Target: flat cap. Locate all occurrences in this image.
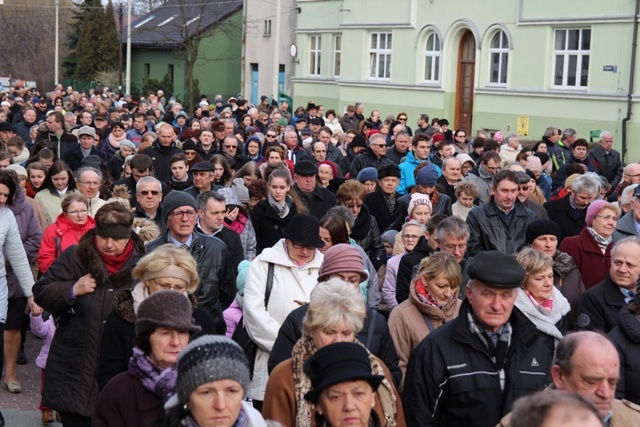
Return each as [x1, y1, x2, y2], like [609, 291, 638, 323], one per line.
[190, 161, 216, 173]
[294, 160, 318, 176]
[467, 251, 525, 288]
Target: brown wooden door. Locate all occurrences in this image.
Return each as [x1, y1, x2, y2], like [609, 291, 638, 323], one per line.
[455, 31, 476, 132]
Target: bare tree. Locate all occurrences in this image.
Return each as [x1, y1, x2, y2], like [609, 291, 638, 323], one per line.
[0, 0, 74, 89]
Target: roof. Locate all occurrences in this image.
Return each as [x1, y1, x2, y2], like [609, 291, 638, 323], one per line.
[126, 0, 242, 47]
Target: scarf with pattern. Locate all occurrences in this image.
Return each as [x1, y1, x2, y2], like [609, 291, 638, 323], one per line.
[128, 347, 177, 402]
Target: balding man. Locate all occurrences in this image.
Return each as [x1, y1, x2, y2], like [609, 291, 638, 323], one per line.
[588, 131, 623, 191]
[498, 331, 640, 426]
[622, 163, 640, 185]
[141, 123, 182, 181]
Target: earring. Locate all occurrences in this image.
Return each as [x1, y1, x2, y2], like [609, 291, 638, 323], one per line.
[183, 403, 189, 412]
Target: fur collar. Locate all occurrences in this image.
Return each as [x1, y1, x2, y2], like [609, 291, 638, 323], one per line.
[77, 229, 146, 291]
[553, 250, 576, 278]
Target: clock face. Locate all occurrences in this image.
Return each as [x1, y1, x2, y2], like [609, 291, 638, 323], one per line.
[290, 43, 297, 58]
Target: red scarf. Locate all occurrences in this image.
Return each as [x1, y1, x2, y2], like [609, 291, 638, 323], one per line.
[225, 212, 247, 234]
[97, 238, 134, 275]
[414, 278, 443, 309]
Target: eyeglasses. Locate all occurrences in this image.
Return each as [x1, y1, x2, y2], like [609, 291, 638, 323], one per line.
[266, 134, 277, 138]
[66, 209, 88, 216]
[290, 241, 314, 250]
[78, 181, 100, 187]
[398, 117, 407, 121]
[224, 145, 237, 149]
[344, 203, 363, 209]
[595, 214, 618, 222]
[402, 234, 420, 240]
[456, 134, 467, 139]
[371, 143, 386, 148]
[171, 210, 197, 219]
[151, 279, 187, 292]
[440, 243, 467, 252]
[139, 190, 160, 196]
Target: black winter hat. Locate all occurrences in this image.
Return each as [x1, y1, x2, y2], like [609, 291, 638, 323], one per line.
[526, 220, 561, 245]
[282, 213, 325, 248]
[303, 342, 384, 404]
[377, 164, 401, 179]
[162, 190, 197, 223]
[467, 251, 525, 288]
[350, 134, 367, 149]
[294, 160, 318, 176]
[181, 140, 197, 151]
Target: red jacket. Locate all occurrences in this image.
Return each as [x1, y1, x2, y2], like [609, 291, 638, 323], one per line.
[559, 227, 613, 290]
[38, 212, 95, 274]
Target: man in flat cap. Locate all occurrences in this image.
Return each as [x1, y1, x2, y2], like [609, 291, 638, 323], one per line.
[185, 161, 220, 199]
[292, 160, 337, 219]
[404, 251, 553, 427]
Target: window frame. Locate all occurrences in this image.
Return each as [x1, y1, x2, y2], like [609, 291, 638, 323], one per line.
[368, 32, 392, 81]
[488, 30, 509, 86]
[333, 34, 342, 78]
[551, 28, 591, 90]
[423, 32, 441, 84]
[309, 34, 322, 77]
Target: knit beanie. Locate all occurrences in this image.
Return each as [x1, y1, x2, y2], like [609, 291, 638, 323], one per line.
[181, 139, 198, 152]
[415, 163, 438, 186]
[381, 230, 398, 248]
[357, 167, 378, 183]
[277, 117, 288, 126]
[408, 193, 432, 217]
[534, 152, 550, 166]
[350, 134, 367, 149]
[585, 200, 612, 227]
[171, 335, 250, 407]
[162, 190, 197, 223]
[525, 155, 542, 172]
[494, 131, 503, 142]
[136, 290, 202, 337]
[236, 260, 251, 296]
[526, 220, 561, 244]
[120, 140, 137, 152]
[318, 243, 368, 283]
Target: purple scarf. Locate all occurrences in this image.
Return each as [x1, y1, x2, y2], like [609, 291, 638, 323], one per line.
[128, 347, 178, 402]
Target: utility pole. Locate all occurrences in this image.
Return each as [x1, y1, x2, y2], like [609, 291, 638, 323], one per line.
[54, 0, 59, 85]
[118, 2, 123, 90]
[125, 0, 132, 95]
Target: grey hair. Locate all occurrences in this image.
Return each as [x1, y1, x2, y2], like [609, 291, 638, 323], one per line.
[369, 133, 386, 146]
[436, 216, 470, 242]
[442, 156, 462, 170]
[622, 184, 639, 204]
[571, 174, 601, 195]
[402, 219, 426, 235]
[610, 236, 640, 259]
[327, 205, 355, 229]
[196, 190, 226, 211]
[302, 278, 366, 336]
[396, 131, 410, 140]
[599, 131, 613, 142]
[543, 126, 558, 139]
[506, 133, 519, 145]
[562, 128, 576, 140]
[136, 176, 161, 193]
[76, 166, 102, 183]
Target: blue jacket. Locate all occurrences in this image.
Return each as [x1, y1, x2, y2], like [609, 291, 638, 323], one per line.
[397, 151, 441, 195]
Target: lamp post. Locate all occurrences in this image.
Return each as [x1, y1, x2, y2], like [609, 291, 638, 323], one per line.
[54, 0, 59, 85]
[125, 0, 132, 95]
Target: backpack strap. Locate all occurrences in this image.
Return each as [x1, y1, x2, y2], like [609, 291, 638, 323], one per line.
[421, 312, 435, 333]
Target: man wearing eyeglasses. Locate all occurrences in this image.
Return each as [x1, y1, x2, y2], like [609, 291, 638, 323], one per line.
[221, 135, 246, 169]
[134, 176, 165, 232]
[349, 133, 394, 178]
[146, 191, 231, 333]
[76, 166, 107, 217]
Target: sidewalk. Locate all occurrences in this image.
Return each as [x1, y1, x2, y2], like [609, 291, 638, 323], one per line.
[0, 331, 53, 426]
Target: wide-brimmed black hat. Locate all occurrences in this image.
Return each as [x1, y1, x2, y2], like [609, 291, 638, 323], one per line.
[282, 213, 324, 248]
[303, 342, 384, 404]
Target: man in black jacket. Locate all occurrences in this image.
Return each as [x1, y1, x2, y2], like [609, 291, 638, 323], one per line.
[575, 238, 640, 333]
[292, 160, 337, 219]
[587, 131, 623, 192]
[404, 251, 553, 427]
[141, 123, 183, 182]
[146, 191, 230, 333]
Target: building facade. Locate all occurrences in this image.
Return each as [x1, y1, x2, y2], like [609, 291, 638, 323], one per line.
[292, 0, 640, 161]
[243, 0, 298, 105]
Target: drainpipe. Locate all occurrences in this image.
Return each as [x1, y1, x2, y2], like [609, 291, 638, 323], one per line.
[622, 0, 640, 163]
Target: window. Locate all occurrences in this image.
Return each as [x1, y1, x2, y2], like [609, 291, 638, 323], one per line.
[184, 17, 198, 27]
[553, 28, 590, 89]
[423, 32, 440, 83]
[157, 15, 177, 27]
[134, 16, 154, 29]
[309, 35, 321, 76]
[489, 30, 509, 85]
[263, 20, 272, 37]
[369, 32, 392, 80]
[334, 35, 342, 78]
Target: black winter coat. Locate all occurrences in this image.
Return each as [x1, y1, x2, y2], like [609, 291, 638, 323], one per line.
[141, 140, 183, 182]
[250, 198, 299, 253]
[403, 300, 553, 427]
[349, 149, 395, 178]
[364, 190, 400, 234]
[466, 199, 536, 256]
[609, 304, 640, 405]
[146, 231, 231, 332]
[33, 230, 145, 417]
[62, 145, 107, 172]
[543, 195, 586, 243]
[267, 304, 402, 388]
[293, 184, 337, 220]
[575, 276, 626, 333]
[587, 145, 623, 190]
[97, 290, 219, 390]
[350, 204, 385, 270]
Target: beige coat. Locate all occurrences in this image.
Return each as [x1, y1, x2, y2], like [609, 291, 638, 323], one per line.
[388, 280, 461, 390]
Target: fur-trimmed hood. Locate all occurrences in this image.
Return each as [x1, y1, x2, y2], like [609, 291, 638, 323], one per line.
[77, 228, 146, 290]
[553, 250, 576, 278]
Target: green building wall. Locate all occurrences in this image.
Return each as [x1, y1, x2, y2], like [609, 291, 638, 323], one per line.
[292, 0, 640, 161]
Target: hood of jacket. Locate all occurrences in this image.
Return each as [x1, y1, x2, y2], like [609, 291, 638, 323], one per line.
[553, 250, 577, 278]
[8, 187, 26, 215]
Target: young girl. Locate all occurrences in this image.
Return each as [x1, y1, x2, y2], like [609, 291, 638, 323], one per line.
[29, 302, 58, 424]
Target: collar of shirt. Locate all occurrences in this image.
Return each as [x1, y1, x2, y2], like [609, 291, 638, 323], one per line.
[169, 233, 193, 248]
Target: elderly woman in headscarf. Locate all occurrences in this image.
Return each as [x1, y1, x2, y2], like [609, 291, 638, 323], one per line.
[263, 278, 405, 427]
[93, 291, 202, 427]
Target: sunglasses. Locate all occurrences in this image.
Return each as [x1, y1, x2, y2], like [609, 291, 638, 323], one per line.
[139, 190, 160, 196]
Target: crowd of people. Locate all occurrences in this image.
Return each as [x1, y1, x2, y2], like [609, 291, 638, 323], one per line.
[0, 83, 638, 426]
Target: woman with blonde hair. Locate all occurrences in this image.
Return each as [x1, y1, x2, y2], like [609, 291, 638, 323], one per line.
[97, 243, 218, 389]
[388, 252, 462, 388]
[263, 278, 404, 427]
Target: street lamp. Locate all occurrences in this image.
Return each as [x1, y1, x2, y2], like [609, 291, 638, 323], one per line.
[125, 0, 132, 95]
[55, 0, 59, 85]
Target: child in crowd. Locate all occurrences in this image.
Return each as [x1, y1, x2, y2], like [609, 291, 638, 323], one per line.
[166, 153, 193, 191]
[29, 302, 58, 424]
